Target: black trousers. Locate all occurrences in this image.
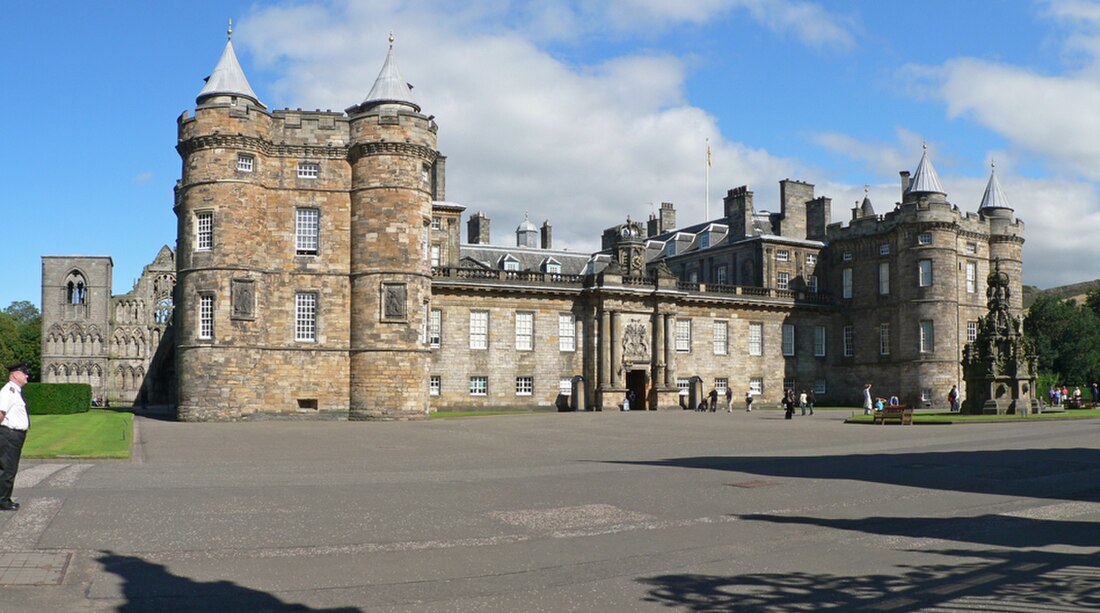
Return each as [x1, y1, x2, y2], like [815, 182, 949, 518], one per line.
[0, 427, 26, 504]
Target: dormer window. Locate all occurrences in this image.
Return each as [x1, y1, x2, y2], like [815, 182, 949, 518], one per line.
[665, 241, 677, 257]
[501, 255, 520, 271]
[699, 234, 710, 249]
[544, 258, 562, 274]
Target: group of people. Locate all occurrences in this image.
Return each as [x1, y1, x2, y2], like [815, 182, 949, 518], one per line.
[1046, 383, 1098, 408]
[781, 389, 817, 419]
[861, 383, 906, 414]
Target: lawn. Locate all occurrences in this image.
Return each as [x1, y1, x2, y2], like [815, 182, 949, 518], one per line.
[22, 410, 133, 459]
[845, 409, 1100, 424]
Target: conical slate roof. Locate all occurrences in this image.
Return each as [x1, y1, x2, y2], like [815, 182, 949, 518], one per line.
[197, 22, 263, 107]
[979, 163, 1012, 210]
[907, 145, 945, 195]
[860, 194, 875, 217]
[359, 34, 419, 112]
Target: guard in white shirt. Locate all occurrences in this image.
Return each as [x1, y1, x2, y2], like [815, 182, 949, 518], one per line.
[0, 362, 31, 511]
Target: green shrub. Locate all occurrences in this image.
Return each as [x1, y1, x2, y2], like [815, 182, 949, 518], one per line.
[22, 383, 91, 415]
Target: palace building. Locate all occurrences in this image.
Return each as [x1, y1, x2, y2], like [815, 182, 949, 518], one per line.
[40, 30, 1025, 420]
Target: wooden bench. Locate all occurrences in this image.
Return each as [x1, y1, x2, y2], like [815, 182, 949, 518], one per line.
[872, 405, 913, 425]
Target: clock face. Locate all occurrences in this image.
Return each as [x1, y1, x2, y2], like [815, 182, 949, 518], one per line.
[632, 253, 643, 269]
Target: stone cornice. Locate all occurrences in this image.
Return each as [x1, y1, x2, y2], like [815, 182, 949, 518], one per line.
[177, 134, 349, 160]
[348, 142, 438, 163]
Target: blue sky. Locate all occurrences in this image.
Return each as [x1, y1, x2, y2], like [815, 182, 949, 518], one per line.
[4, 0, 1100, 310]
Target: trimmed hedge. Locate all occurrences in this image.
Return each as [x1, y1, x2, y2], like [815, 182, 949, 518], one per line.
[22, 383, 91, 415]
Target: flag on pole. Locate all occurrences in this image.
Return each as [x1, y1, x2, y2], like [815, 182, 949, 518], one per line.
[706, 139, 712, 167]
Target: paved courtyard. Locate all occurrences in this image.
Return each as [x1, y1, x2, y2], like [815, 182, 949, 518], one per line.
[2, 409, 1099, 612]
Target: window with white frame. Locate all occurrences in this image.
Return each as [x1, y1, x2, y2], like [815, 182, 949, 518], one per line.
[919, 320, 935, 353]
[918, 259, 933, 287]
[748, 322, 763, 356]
[559, 378, 573, 396]
[516, 376, 533, 396]
[966, 262, 977, 293]
[749, 377, 763, 395]
[713, 320, 728, 355]
[806, 253, 817, 267]
[777, 271, 790, 290]
[807, 275, 818, 293]
[879, 262, 890, 295]
[430, 245, 440, 267]
[675, 319, 692, 352]
[469, 311, 488, 349]
[843, 325, 853, 357]
[776, 249, 789, 262]
[431, 216, 442, 230]
[918, 232, 932, 245]
[782, 324, 795, 356]
[503, 260, 519, 271]
[967, 321, 978, 343]
[716, 265, 727, 285]
[559, 313, 576, 351]
[842, 268, 853, 299]
[814, 379, 827, 394]
[966, 242, 977, 255]
[295, 292, 317, 341]
[546, 262, 561, 274]
[429, 309, 442, 348]
[715, 377, 728, 392]
[237, 153, 254, 172]
[297, 162, 319, 179]
[880, 322, 890, 355]
[515, 312, 534, 351]
[814, 326, 826, 357]
[429, 375, 441, 396]
[921, 388, 933, 402]
[676, 378, 691, 391]
[296, 208, 319, 255]
[469, 376, 487, 396]
[199, 294, 214, 339]
[196, 211, 213, 251]
[880, 243, 890, 256]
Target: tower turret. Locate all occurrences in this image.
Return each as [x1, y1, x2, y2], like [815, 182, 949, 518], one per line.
[904, 144, 947, 205]
[196, 21, 265, 110]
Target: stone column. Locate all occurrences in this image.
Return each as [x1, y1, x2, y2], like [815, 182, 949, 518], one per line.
[610, 311, 621, 388]
[654, 309, 665, 386]
[664, 313, 676, 386]
[599, 308, 610, 389]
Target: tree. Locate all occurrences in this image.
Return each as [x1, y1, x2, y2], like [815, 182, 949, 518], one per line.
[0, 301, 40, 379]
[1024, 294, 1100, 386]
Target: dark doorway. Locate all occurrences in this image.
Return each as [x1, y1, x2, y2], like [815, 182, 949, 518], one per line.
[626, 370, 648, 411]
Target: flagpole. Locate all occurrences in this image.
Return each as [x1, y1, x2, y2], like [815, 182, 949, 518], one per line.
[705, 138, 711, 221]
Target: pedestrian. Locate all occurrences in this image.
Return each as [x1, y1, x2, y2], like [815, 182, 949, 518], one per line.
[862, 383, 873, 415]
[799, 390, 808, 416]
[948, 385, 959, 412]
[725, 386, 734, 412]
[783, 388, 796, 419]
[1092, 383, 1098, 407]
[0, 363, 31, 511]
[622, 390, 631, 411]
[807, 389, 815, 415]
[745, 388, 754, 412]
[1062, 385, 1069, 406]
[708, 388, 719, 413]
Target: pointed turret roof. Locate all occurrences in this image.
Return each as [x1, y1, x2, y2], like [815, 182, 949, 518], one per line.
[859, 186, 875, 217]
[358, 33, 420, 112]
[907, 144, 945, 195]
[979, 162, 1012, 210]
[197, 20, 263, 108]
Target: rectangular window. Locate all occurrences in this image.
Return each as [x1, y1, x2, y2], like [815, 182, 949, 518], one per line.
[559, 314, 576, 351]
[783, 377, 796, 392]
[814, 326, 826, 357]
[880, 323, 890, 355]
[782, 324, 795, 356]
[967, 321, 978, 343]
[429, 308, 442, 348]
[237, 153, 254, 172]
[842, 252, 853, 262]
[842, 268, 853, 299]
[715, 377, 728, 392]
[430, 245, 441, 267]
[716, 265, 727, 285]
[559, 379, 572, 396]
[843, 325, 854, 357]
[196, 211, 213, 251]
[918, 232, 933, 245]
[469, 311, 488, 350]
[879, 243, 890, 256]
[676, 377, 691, 391]
[776, 249, 789, 262]
[469, 376, 487, 396]
[295, 208, 319, 255]
[966, 242, 978, 255]
[295, 292, 317, 341]
[503, 259, 520, 271]
[921, 388, 933, 402]
[713, 320, 728, 355]
[198, 294, 214, 339]
[431, 216, 442, 230]
[516, 376, 533, 396]
[807, 276, 818, 293]
[665, 241, 677, 257]
[297, 162, 319, 179]
[920, 320, 935, 353]
[699, 234, 710, 249]
[966, 262, 977, 293]
[546, 262, 562, 274]
[919, 259, 933, 287]
[814, 379, 827, 395]
[879, 262, 890, 295]
[676, 319, 692, 352]
[806, 254, 817, 267]
[429, 375, 441, 396]
[515, 312, 534, 351]
[749, 377, 763, 395]
[777, 271, 790, 290]
[748, 322, 763, 356]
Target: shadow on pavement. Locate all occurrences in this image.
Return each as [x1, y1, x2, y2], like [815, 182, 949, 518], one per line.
[606, 447, 1100, 502]
[639, 549, 1100, 611]
[97, 551, 361, 613]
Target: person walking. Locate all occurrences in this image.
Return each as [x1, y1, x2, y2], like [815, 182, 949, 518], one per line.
[806, 389, 815, 415]
[948, 385, 960, 412]
[799, 390, 808, 416]
[862, 383, 873, 415]
[708, 388, 719, 413]
[0, 363, 31, 511]
[725, 387, 734, 412]
[783, 389, 796, 420]
[745, 388, 754, 412]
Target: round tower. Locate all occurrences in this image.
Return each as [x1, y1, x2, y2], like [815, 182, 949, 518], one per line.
[346, 36, 437, 420]
[175, 23, 271, 420]
[979, 163, 1024, 314]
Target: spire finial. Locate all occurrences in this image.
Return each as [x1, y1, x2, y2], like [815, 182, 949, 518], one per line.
[228, 19, 233, 40]
[389, 31, 395, 48]
[991, 159, 996, 172]
[864, 184, 869, 195]
[922, 140, 927, 152]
